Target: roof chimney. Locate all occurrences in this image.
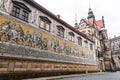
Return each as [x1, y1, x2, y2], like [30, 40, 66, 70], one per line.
[56, 14, 60, 18]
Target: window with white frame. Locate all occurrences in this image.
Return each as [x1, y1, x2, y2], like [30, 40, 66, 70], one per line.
[11, 1, 31, 22]
[90, 43, 93, 50]
[39, 16, 51, 31]
[84, 40, 88, 49]
[57, 25, 65, 38]
[69, 32, 75, 42]
[77, 37, 82, 46]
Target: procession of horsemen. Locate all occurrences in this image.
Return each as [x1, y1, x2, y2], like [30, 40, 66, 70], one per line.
[0, 21, 83, 56]
[0, 21, 47, 49]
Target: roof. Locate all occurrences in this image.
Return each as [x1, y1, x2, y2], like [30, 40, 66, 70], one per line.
[96, 20, 103, 31]
[79, 18, 103, 31]
[85, 18, 94, 26]
[24, 0, 94, 43]
[110, 36, 120, 41]
[79, 18, 94, 26]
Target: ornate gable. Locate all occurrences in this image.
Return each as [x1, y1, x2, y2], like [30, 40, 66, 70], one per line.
[78, 19, 88, 31]
[12, 0, 31, 12]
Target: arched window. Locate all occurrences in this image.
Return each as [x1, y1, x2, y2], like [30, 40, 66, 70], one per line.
[57, 25, 65, 38]
[11, 1, 31, 22]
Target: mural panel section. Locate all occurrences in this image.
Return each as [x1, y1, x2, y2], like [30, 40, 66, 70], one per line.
[0, 16, 94, 60]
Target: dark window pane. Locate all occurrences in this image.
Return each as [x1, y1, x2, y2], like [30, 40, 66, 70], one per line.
[12, 12, 15, 15]
[13, 7, 16, 11]
[11, 3, 30, 22]
[16, 13, 19, 17]
[57, 26, 64, 38]
[78, 37, 82, 46]
[16, 9, 20, 12]
[21, 11, 29, 21]
[12, 5, 20, 17]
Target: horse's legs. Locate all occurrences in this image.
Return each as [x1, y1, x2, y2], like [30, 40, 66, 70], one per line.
[13, 38, 18, 44]
[34, 42, 36, 48]
[28, 41, 32, 47]
[7, 35, 11, 41]
[21, 38, 24, 45]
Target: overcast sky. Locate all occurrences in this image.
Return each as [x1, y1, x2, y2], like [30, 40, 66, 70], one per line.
[34, 0, 120, 38]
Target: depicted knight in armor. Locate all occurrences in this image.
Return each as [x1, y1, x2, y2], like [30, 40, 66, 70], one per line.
[61, 43, 66, 52]
[36, 33, 42, 49]
[50, 38, 55, 50]
[32, 32, 38, 48]
[16, 25, 25, 44]
[26, 31, 32, 46]
[0, 21, 11, 41]
[10, 23, 18, 43]
[42, 38, 48, 50]
[53, 40, 59, 52]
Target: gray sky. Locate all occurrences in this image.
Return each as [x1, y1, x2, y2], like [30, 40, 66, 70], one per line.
[34, 0, 120, 38]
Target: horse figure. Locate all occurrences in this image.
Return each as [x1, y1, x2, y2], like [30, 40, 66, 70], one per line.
[10, 23, 19, 43]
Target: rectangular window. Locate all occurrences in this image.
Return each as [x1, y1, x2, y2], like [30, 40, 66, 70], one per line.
[46, 23, 50, 31]
[39, 16, 51, 31]
[57, 28, 60, 36]
[40, 20, 45, 28]
[71, 36, 74, 42]
[60, 30, 64, 38]
[12, 5, 20, 18]
[84, 40, 88, 49]
[21, 10, 29, 22]
[69, 32, 75, 42]
[11, 2, 31, 22]
[78, 37, 82, 46]
[69, 35, 74, 42]
[57, 26, 64, 38]
[90, 43, 93, 50]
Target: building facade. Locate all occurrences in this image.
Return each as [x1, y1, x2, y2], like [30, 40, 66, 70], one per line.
[110, 36, 120, 70]
[75, 8, 114, 71]
[0, 0, 100, 77]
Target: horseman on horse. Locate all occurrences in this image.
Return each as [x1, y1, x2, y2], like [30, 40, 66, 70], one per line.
[0, 21, 11, 41]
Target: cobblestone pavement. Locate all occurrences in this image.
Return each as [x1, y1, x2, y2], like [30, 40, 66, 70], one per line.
[55, 71, 120, 80]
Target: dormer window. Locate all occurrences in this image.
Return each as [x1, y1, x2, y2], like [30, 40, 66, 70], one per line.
[57, 25, 65, 38]
[11, 1, 31, 22]
[69, 32, 75, 42]
[39, 16, 51, 31]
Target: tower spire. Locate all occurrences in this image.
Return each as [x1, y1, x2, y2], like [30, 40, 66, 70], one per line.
[87, 8, 95, 19]
[88, 0, 90, 9]
[75, 13, 78, 26]
[102, 16, 105, 28]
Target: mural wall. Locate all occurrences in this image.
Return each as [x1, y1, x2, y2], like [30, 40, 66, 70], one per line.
[0, 16, 94, 60]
